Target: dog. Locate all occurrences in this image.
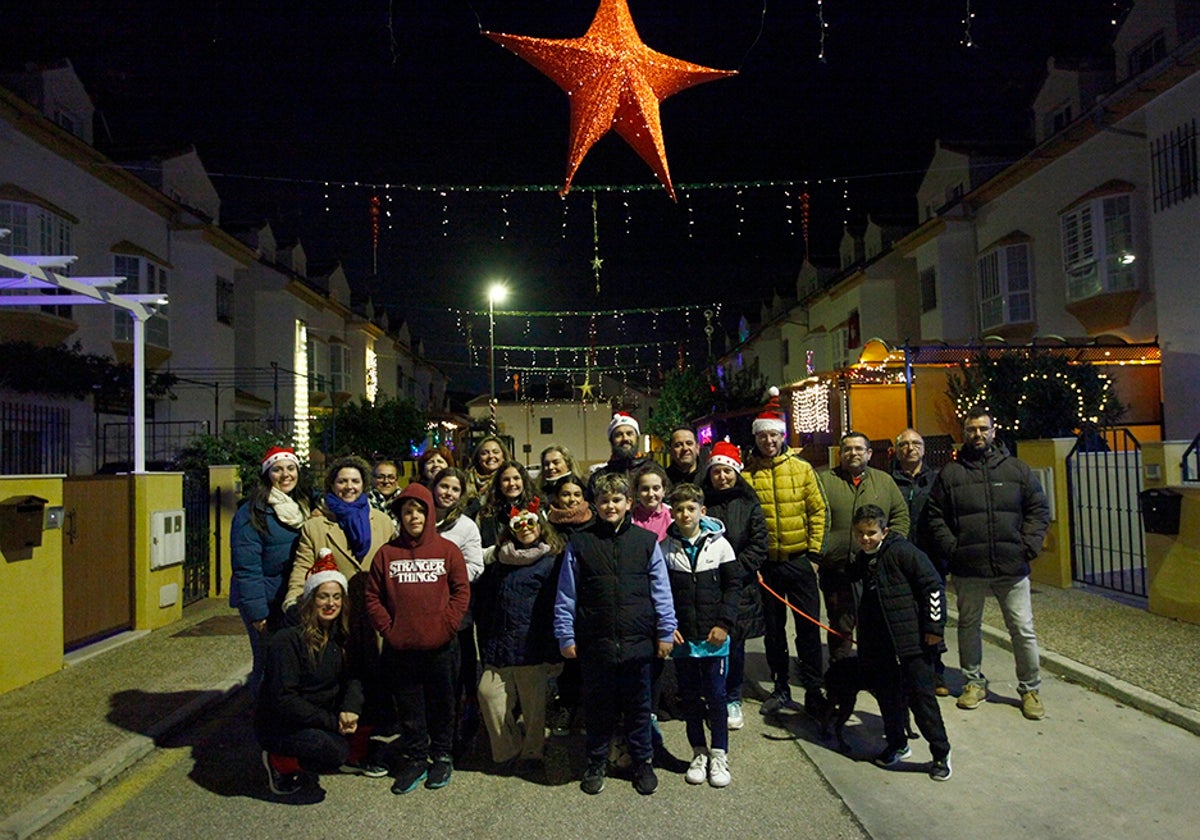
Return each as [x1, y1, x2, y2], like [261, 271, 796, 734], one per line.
[820, 656, 917, 753]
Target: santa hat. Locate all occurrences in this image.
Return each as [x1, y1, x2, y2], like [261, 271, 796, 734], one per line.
[752, 387, 788, 436]
[303, 548, 348, 599]
[707, 440, 743, 474]
[261, 446, 300, 474]
[607, 411, 640, 440]
[508, 496, 543, 531]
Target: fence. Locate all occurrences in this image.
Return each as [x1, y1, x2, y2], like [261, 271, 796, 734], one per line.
[98, 420, 208, 470]
[0, 401, 70, 474]
[1066, 427, 1147, 599]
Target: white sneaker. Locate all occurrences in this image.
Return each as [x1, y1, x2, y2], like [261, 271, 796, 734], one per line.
[685, 750, 708, 785]
[727, 701, 744, 730]
[708, 748, 730, 787]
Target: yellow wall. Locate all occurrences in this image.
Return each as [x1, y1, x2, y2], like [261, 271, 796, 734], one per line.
[847, 384, 909, 442]
[0, 476, 65, 694]
[998, 438, 1074, 589]
[131, 473, 184, 631]
[208, 465, 241, 600]
[1149, 488, 1200, 626]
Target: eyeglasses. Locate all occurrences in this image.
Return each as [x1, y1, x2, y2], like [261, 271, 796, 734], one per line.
[374, 474, 397, 483]
[511, 518, 539, 530]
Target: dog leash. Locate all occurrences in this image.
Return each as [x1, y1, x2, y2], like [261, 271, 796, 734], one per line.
[757, 571, 855, 645]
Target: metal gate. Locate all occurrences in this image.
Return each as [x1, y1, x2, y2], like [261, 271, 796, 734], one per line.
[182, 470, 210, 605]
[1065, 427, 1146, 599]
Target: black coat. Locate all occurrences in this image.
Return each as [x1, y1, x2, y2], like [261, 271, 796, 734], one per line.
[848, 532, 945, 659]
[890, 460, 939, 559]
[256, 625, 363, 740]
[701, 476, 768, 641]
[925, 444, 1051, 579]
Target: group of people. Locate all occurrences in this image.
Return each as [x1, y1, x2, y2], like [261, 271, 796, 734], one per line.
[230, 391, 1051, 797]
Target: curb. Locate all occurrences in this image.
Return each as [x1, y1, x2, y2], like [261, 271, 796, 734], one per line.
[0, 666, 249, 840]
[959, 612, 1200, 737]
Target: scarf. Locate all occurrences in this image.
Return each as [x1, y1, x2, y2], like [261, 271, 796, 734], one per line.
[548, 502, 592, 527]
[267, 487, 305, 529]
[497, 541, 552, 567]
[324, 492, 373, 560]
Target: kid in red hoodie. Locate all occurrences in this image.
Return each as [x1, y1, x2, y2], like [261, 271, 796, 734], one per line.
[365, 482, 469, 794]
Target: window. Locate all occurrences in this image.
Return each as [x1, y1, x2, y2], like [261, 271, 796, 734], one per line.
[1044, 102, 1073, 138]
[307, 340, 329, 393]
[780, 338, 790, 368]
[1128, 31, 1166, 78]
[919, 266, 938, 313]
[0, 200, 74, 318]
[846, 310, 861, 350]
[540, 417, 553, 435]
[216, 276, 234, 325]
[112, 255, 169, 347]
[977, 242, 1033, 331]
[1060, 193, 1136, 301]
[329, 343, 349, 393]
[1152, 119, 1198, 211]
[831, 327, 850, 370]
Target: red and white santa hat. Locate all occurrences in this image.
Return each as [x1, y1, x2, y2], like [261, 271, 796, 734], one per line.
[261, 446, 300, 474]
[607, 411, 640, 440]
[303, 548, 348, 599]
[707, 439, 743, 474]
[751, 387, 788, 436]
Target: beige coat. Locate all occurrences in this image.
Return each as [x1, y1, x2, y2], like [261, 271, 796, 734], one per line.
[284, 507, 396, 608]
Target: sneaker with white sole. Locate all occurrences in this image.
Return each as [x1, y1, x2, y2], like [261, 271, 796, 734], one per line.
[262, 751, 302, 796]
[340, 759, 388, 778]
[708, 748, 731, 787]
[685, 750, 708, 785]
[727, 701, 744, 730]
[929, 752, 952, 781]
[873, 744, 912, 767]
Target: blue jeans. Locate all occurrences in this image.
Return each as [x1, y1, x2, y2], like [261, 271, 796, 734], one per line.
[675, 656, 729, 752]
[953, 574, 1041, 693]
[726, 639, 746, 704]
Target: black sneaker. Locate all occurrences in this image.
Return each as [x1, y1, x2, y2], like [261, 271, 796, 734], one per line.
[391, 759, 428, 794]
[262, 750, 302, 796]
[804, 689, 830, 718]
[580, 760, 606, 795]
[633, 761, 658, 795]
[760, 689, 797, 715]
[873, 744, 913, 768]
[340, 759, 388, 778]
[426, 755, 453, 789]
[929, 752, 952, 781]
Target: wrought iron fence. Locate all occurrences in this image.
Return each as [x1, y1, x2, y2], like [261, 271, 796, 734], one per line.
[0, 401, 70, 474]
[182, 469, 210, 605]
[1066, 427, 1147, 600]
[1183, 432, 1200, 482]
[98, 420, 208, 470]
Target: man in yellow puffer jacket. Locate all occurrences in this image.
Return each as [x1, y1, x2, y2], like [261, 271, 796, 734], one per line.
[743, 387, 829, 717]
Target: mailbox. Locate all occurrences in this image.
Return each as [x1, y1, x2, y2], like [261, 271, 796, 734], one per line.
[1139, 488, 1182, 536]
[0, 495, 49, 549]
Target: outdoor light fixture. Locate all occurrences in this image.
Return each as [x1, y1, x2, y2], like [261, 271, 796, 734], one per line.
[487, 282, 508, 404]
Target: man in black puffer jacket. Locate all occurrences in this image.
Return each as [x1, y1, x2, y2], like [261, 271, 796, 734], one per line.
[925, 409, 1051, 721]
[848, 504, 951, 780]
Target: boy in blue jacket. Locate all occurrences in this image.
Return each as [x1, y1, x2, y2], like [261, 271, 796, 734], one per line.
[850, 504, 952, 781]
[659, 483, 741, 788]
[555, 473, 677, 796]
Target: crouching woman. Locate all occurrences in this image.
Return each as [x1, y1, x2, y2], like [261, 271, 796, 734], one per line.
[257, 557, 386, 795]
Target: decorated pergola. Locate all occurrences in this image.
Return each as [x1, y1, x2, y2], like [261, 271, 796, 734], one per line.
[0, 244, 169, 473]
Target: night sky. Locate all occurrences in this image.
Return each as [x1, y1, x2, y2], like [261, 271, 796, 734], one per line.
[4, 1, 1123, 381]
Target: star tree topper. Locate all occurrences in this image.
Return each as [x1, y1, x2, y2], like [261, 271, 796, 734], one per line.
[483, 0, 736, 200]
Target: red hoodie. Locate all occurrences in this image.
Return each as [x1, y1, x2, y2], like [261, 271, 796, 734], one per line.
[365, 483, 469, 650]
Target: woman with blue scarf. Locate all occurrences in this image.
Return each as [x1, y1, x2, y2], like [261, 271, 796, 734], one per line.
[284, 456, 397, 727]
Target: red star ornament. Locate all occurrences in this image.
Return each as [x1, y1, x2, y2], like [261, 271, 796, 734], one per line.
[484, 0, 736, 200]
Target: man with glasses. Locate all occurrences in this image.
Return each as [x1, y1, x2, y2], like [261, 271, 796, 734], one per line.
[891, 428, 947, 693]
[369, 460, 402, 528]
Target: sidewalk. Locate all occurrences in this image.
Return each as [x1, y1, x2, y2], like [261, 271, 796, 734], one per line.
[2, 585, 1199, 839]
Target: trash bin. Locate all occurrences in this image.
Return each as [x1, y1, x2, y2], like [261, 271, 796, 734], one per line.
[0, 495, 49, 549]
[1139, 488, 1182, 536]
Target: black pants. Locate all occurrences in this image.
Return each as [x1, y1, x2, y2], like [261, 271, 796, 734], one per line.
[820, 569, 859, 663]
[864, 647, 950, 760]
[259, 728, 349, 773]
[382, 640, 458, 762]
[760, 556, 823, 691]
[581, 657, 653, 764]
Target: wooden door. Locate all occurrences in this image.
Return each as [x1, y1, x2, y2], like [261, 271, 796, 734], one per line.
[63, 476, 133, 649]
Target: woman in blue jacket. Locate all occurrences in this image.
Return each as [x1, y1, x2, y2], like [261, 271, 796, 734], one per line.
[231, 447, 310, 697]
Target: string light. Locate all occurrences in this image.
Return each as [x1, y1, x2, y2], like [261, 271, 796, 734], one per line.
[962, 1, 975, 48]
[817, 0, 829, 63]
[793, 378, 831, 433]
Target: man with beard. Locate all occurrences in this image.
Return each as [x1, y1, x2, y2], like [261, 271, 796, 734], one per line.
[925, 409, 1050, 720]
[665, 425, 704, 486]
[588, 412, 650, 500]
[816, 432, 909, 663]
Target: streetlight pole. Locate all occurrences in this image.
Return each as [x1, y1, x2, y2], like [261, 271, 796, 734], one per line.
[487, 282, 508, 408]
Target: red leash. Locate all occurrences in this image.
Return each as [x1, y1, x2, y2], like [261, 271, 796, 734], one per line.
[757, 570, 855, 644]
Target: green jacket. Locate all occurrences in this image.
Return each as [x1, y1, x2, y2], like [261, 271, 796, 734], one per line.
[744, 447, 828, 561]
[817, 465, 910, 573]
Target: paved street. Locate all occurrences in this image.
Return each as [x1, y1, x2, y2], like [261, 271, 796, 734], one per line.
[26, 628, 1200, 840]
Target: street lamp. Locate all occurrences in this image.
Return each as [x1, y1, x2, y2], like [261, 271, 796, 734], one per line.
[487, 282, 508, 406]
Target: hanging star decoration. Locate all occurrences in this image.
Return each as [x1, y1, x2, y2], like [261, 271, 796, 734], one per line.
[483, 0, 737, 200]
[576, 371, 596, 401]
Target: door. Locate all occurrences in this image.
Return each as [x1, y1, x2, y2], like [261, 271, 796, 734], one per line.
[63, 475, 133, 649]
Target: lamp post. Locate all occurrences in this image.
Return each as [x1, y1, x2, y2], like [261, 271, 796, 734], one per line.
[487, 282, 508, 406]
